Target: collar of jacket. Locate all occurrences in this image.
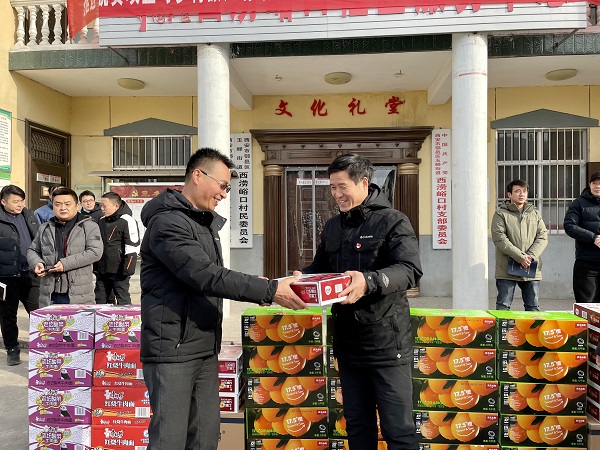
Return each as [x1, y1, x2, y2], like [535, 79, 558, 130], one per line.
[0, 207, 29, 224]
[501, 200, 533, 214]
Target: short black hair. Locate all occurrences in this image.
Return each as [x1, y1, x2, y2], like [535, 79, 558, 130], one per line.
[0, 184, 26, 201]
[102, 191, 122, 206]
[185, 148, 235, 181]
[51, 187, 78, 203]
[79, 190, 95, 202]
[507, 180, 528, 194]
[328, 154, 374, 184]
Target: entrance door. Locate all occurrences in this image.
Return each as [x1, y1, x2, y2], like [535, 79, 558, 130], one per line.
[285, 166, 396, 274]
[26, 121, 70, 210]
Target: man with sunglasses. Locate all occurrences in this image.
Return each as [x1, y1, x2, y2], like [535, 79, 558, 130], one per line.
[139, 147, 306, 450]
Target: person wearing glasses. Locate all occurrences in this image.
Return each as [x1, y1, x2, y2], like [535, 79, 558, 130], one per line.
[79, 190, 103, 223]
[139, 147, 306, 450]
[28, 187, 103, 306]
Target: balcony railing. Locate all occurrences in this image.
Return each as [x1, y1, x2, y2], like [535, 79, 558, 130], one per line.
[11, 0, 99, 49]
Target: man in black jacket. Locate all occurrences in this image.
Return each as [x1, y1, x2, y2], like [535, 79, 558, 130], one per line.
[297, 154, 423, 450]
[0, 184, 40, 365]
[79, 190, 103, 223]
[564, 171, 600, 302]
[95, 192, 139, 305]
[140, 148, 306, 450]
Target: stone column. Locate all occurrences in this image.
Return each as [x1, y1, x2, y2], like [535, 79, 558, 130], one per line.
[451, 33, 489, 309]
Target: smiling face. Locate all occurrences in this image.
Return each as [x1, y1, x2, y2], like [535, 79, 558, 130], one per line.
[185, 161, 231, 211]
[329, 170, 369, 212]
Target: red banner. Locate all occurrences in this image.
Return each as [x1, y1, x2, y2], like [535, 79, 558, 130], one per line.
[67, 0, 99, 38]
[99, 0, 582, 19]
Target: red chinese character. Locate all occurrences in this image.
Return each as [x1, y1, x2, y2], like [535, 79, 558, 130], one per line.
[348, 98, 366, 116]
[275, 100, 292, 117]
[310, 99, 328, 117]
[181, 13, 191, 23]
[385, 96, 405, 114]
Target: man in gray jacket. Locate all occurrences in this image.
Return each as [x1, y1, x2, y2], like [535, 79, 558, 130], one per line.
[28, 187, 103, 306]
[491, 179, 548, 310]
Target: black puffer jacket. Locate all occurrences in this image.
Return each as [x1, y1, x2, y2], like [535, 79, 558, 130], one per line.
[81, 203, 103, 223]
[302, 185, 422, 366]
[139, 189, 277, 363]
[96, 201, 140, 276]
[564, 187, 600, 262]
[0, 207, 38, 277]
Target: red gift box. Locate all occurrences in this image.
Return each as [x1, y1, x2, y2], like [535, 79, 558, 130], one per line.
[290, 274, 351, 306]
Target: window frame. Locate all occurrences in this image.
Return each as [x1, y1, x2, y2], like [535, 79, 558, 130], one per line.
[112, 135, 192, 170]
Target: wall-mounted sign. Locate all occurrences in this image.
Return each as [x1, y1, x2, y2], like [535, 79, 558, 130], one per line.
[0, 109, 11, 178]
[230, 133, 253, 248]
[432, 129, 451, 250]
[36, 173, 62, 184]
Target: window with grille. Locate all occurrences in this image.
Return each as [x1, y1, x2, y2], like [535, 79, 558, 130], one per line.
[496, 128, 588, 233]
[112, 136, 192, 170]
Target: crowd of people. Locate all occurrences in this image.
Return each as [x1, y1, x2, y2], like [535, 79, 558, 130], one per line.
[0, 185, 140, 365]
[2, 150, 600, 450]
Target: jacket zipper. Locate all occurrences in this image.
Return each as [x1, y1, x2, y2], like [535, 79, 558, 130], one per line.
[177, 302, 189, 348]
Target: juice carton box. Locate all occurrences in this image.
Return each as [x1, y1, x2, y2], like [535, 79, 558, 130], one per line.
[95, 306, 141, 349]
[220, 389, 244, 413]
[246, 439, 330, 450]
[573, 302, 600, 327]
[499, 382, 586, 415]
[410, 308, 496, 348]
[414, 411, 499, 444]
[28, 387, 92, 424]
[30, 306, 95, 349]
[500, 414, 587, 447]
[244, 345, 325, 377]
[412, 378, 498, 412]
[246, 376, 327, 407]
[90, 425, 149, 449]
[29, 349, 94, 387]
[29, 424, 91, 450]
[289, 274, 352, 306]
[218, 344, 243, 375]
[242, 307, 323, 346]
[218, 373, 244, 394]
[412, 347, 496, 380]
[246, 407, 329, 439]
[329, 377, 343, 407]
[489, 310, 587, 351]
[326, 346, 338, 377]
[497, 350, 587, 384]
[91, 386, 151, 426]
[93, 349, 145, 388]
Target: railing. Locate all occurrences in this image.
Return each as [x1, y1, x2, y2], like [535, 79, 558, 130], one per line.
[11, 0, 99, 49]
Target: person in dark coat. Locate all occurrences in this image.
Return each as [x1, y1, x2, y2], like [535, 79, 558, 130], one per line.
[79, 190, 103, 223]
[94, 192, 139, 305]
[564, 171, 600, 302]
[0, 184, 40, 365]
[140, 148, 306, 450]
[296, 154, 423, 450]
[34, 184, 63, 224]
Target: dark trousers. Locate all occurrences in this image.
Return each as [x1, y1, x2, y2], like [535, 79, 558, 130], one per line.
[51, 293, 70, 304]
[0, 274, 39, 350]
[338, 360, 418, 450]
[95, 274, 131, 305]
[143, 355, 220, 450]
[573, 259, 600, 303]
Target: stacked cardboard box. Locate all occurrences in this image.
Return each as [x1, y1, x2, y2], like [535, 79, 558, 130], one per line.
[242, 307, 328, 450]
[489, 310, 588, 449]
[411, 309, 499, 449]
[218, 344, 245, 413]
[573, 303, 600, 423]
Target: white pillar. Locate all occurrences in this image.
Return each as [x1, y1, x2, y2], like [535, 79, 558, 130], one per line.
[197, 43, 232, 317]
[451, 33, 489, 309]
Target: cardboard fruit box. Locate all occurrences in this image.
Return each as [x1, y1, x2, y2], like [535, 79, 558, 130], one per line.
[244, 345, 325, 377]
[499, 382, 586, 415]
[497, 350, 587, 384]
[414, 411, 499, 445]
[411, 308, 496, 348]
[573, 302, 600, 327]
[218, 344, 243, 375]
[412, 378, 498, 412]
[247, 439, 330, 450]
[418, 446, 500, 450]
[246, 376, 327, 408]
[289, 273, 352, 306]
[489, 310, 587, 352]
[500, 414, 587, 447]
[246, 407, 329, 439]
[219, 389, 244, 413]
[242, 307, 323, 346]
[412, 347, 496, 380]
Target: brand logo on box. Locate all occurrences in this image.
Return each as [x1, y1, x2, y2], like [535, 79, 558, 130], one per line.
[39, 426, 66, 446]
[39, 353, 70, 372]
